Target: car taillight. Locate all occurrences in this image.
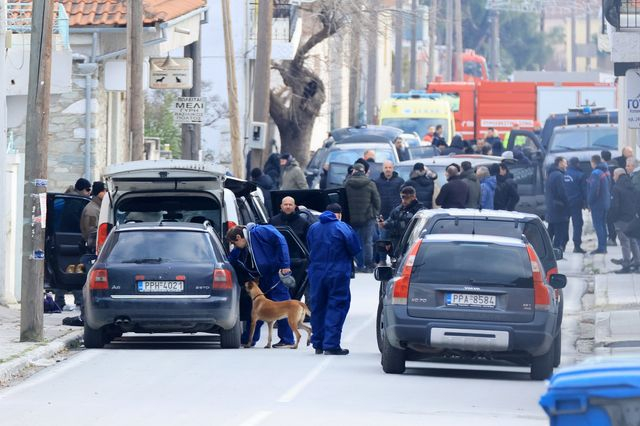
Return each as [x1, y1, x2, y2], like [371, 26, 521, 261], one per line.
[213, 269, 233, 290]
[527, 245, 550, 310]
[89, 269, 109, 290]
[392, 239, 422, 305]
[96, 223, 110, 255]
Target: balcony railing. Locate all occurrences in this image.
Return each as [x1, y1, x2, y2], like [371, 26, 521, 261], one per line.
[6, 1, 70, 49]
[604, 0, 640, 30]
[249, 1, 299, 42]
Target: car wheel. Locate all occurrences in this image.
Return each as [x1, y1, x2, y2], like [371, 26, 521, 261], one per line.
[83, 323, 107, 349]
[376, 301, 383, 353]
[220, 318, 241, 349]
[381, 331, 405, 374]
[530, 344, 554, 380]
[553, 332, 562, 368]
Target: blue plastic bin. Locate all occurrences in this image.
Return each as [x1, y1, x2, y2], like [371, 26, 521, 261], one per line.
[539, 358, 640, 425]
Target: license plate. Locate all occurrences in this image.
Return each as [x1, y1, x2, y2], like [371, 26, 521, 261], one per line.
[446, 293, 496, 308]
[137, 281, 184, 293]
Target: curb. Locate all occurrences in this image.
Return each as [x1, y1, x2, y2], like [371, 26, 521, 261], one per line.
[0, 330, 83, 385]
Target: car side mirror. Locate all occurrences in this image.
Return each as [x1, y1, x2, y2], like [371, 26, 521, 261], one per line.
[374, 266, 393, 282]
[549, 273, 567, 289]
[553, 248, 564, 260]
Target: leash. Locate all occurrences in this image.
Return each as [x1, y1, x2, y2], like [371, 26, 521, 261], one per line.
[264, 280, 283, 295]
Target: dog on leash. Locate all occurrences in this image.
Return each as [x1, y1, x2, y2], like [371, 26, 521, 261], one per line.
[244, 281, 312, 349]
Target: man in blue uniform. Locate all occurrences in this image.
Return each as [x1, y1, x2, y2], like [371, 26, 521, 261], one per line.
[307, 204, 361, 355]
[227, 223, 295, 347]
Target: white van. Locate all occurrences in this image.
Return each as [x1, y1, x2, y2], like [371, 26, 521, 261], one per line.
[96, 160, 229, 254]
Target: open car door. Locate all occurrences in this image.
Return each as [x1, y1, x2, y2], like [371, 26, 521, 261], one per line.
[274, 226, 309, 301]
[505, 130, 546, 218]
[45, 194, 90, 291]
[270, 188, 350, 224]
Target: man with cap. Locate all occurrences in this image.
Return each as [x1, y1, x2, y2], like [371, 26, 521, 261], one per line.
[378, 186, 424, 253]
[435, 165, 469, 208]
[80, 181, 106, 254]
[279, 153, 308, 190]
[65, 178, 91, 197]
[226, 223, 295, 347]
[307, 203, 361, 355]
[344, 162, 381, 272]
[401, 162, 436, 209]
[564, 157, 587, 253]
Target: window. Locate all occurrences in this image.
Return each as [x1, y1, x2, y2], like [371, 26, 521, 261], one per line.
[327, 147, 396, 165]
[52, 197, 88, 233]
[381, 118, 449, 140]
[549, 128, 618, 153]
[412, 241, 533, 287]
[103, 230, 215, 263]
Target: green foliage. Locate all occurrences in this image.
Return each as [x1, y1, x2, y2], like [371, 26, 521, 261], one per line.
[144, 90, 182, 158]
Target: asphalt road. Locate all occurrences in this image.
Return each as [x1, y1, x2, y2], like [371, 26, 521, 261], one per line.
[0, 273, 552, 426]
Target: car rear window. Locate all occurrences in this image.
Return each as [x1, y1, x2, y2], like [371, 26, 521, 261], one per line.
[412, 241, 533, 288]
[102, 230, 215, 263]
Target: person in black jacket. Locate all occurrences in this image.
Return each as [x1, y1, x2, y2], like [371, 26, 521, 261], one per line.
[269, 196, 311, 247]
[377, 186, 425, 256]
[374, 161, 405, 219]
[494, 163, 520, 211]
[401, 162, 436, 208]
[545, 157, 570, 250]
[609, 168, 640, 273]
[435, 165, 469, 208]
[250, 168, 275, 213]
[564, 157, 587, 253]
[393, 137, 411, 161]
[263, 153, 282, 189]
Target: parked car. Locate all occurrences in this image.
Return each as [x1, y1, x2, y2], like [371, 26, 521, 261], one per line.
[376, 208, 564, 368]
[82, 222, 241, 349]
[542, 124, 619, 176]
[540, 107, 617, 150]
[376, 233, 566, 380]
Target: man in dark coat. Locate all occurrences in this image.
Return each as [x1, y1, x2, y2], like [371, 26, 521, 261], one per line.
[374, 161, 405, 219]
[432, 125, 446, 148]
[460, 161, 480, 208]
[494, 163, 520, 211]
[263, 153, 281, 189]
[393, 137, 411, 161]
[435, 165, 469, 209]
[269, 196, 311, 247]
[609, 168, 640, 273]
[401, 162, 436, 209]
[588, 154, 612, 254]
[485, 127, 503, 156]
[250, 168, 275, 213]
[601, 150, 618, 246]
[307, 204, 361, 355]
[563, 157, 587, 253]
[545, 157, 570, 250]
[344, 162, 381, 271]
[378, 186, 425, 251]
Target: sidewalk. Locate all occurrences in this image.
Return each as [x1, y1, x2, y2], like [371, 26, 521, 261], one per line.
[0, 303, 83, 386]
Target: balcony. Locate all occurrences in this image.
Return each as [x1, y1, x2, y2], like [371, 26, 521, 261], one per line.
[604, 0, 640, 30]
[248, 1, 302, 61]
[604, 0, 640, 75]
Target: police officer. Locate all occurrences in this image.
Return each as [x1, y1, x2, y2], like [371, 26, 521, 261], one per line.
[307, 204, 361, 355]
[564, 157, 587, 253]
[227, 224, 295, 348]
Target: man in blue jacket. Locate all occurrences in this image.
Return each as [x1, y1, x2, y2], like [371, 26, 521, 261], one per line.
[587, 154, 612, 254]
[307, 204, 361, 355]
[564, 157, 587, 253]
[227, 223, 295, 347]
[545, 157, 570, 250]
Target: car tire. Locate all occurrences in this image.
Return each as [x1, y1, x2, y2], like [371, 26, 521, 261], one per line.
[553, 332, 562, 368]
[220, 318, 241, 349]
[382, 332, 405, 374]
[376, 301, 383, 353]
[83, 323, 106, 349]
[530, 344, 554, 380]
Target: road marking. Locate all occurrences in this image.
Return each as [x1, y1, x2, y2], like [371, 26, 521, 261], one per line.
[277, 313, 376, 404]
[238, 410, 272, 426]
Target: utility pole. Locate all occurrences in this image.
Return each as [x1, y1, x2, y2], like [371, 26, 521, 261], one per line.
[394, 0, 403, 92]
[366, 0, 379, 123]
[252, 0, 273, 169]
[127, 0, 144, 161]
[453, 0, 463, 81]
[491, 10, 500, 80]
[409, 0, 418, 90]
[182, 34, 202, 160]
[20, 0, 54, 342]
[349, 29, 361, 126]
[427, 0, 437, 82]
[221, 0, 243, 177]
[445, 0, 453, 81]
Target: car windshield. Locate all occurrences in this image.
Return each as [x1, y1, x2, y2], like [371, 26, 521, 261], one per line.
[103, 230, 215, 263]
[327, 147, 395, 164]
[381, 118, 449, 140]
[549, 127, 618, 153]
[411, 241, 533, 287]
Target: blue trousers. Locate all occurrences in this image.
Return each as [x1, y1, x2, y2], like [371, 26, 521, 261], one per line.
[548, 221, 569, 250]
[569, 204, 583, 247]
[353, 221, 374, 268]
[591, 206, 609, 252]
[241, 275, 294, 345]
[309, 268, 351, 351]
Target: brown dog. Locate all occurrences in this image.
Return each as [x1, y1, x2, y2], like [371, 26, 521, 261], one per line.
[244, 281, 312, 349]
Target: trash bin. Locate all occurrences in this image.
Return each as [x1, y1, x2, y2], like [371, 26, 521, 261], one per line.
[539, 358, 640, 425]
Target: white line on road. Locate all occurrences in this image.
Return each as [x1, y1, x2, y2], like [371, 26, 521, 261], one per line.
[238, 410, 273, 426]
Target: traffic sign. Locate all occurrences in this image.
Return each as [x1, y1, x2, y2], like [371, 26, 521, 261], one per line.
[173, 97, 205, 124]
[627, 69, 640, 129]
[149, 57, 193, 89]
